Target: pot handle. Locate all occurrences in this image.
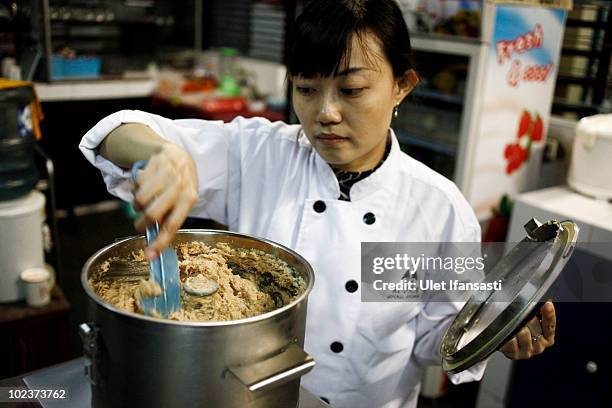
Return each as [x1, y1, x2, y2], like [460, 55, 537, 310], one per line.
[228, 343, 315, 393]
[79, 322, 99, 385]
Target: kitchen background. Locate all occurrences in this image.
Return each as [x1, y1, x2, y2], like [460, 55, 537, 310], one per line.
[0, 0, 611, 407]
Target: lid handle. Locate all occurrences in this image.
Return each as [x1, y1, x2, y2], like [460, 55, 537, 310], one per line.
[524, 218, 561, 241]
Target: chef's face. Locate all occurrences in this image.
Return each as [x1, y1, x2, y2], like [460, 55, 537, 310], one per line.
[291, 31, 416, 172]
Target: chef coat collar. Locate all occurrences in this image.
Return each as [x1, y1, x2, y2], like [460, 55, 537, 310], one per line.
[313, 129, 401, 202]
[314, 140, 341, 199]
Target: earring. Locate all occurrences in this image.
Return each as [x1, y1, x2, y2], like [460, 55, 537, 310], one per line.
[393, 104, 399, 118]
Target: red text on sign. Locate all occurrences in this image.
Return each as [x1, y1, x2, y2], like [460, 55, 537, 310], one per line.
[496, 24, 543, 65]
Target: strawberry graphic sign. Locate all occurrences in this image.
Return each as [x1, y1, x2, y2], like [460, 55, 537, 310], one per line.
[449, 3, 567, 219]
[504, 110, 544, 175]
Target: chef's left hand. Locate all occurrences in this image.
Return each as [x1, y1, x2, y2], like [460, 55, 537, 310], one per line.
[499, 301, 556, 360]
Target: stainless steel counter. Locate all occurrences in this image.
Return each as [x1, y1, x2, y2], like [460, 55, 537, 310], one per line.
[21, 357, 328, 407]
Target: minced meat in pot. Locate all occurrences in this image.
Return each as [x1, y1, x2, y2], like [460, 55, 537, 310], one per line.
[89, 242, 306, 322]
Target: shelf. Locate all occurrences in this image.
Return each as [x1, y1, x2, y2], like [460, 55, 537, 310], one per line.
[49, 14, 174, 26]
[411, 33, 483, 58]
[566, 19, 608, 29]
[552, 98, 608, 116]
[561, 48, 602, 58]
[34, 78, 157, 102]
[556, 75, 595, 86]
[396, 131, 457, 156]
[410, 32, 481, 46]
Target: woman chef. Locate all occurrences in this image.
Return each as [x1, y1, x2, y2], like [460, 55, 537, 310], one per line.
[80, 0, 556, 406]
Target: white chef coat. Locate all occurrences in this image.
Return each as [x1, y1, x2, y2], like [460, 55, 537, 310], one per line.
[80, 111, 487, 408]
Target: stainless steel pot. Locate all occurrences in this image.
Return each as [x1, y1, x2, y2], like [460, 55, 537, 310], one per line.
[80, 230, 315, 408]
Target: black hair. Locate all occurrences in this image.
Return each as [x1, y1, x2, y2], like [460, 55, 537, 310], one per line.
[287, 0, 415, 79]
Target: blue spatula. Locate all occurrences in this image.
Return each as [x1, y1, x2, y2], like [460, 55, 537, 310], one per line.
[131, 160, 181, 317]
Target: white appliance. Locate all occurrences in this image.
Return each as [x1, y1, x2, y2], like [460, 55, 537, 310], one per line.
[0, 190, 46, 302]
[568, 114, 612, 200]
[476, 185, 612, 408]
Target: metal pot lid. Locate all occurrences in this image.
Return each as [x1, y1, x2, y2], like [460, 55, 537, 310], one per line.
[440, 218, 579, 373]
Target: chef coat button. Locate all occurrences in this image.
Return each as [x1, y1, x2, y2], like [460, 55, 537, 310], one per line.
[363, 212, 376, 225]
[330, 341, 343, 353]
[345, 280, 358, 293]
[320, 397, 330, 404]
[313, 200, 326, 213]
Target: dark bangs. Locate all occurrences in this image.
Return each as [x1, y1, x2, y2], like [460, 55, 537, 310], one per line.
[287, 0, 415, 79]
[287, 1, 361, 78]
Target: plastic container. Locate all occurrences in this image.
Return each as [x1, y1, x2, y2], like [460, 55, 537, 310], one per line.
[0, 85, 39, 201]
[0, 137, 39, 201]
[0, 190, 46, 303]
[51, 55, 102, 80]
[218, 47, 240, 97]
[21, 266, 52, 307]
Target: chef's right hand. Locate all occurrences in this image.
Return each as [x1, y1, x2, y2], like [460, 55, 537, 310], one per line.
[132, 143, 198, 259]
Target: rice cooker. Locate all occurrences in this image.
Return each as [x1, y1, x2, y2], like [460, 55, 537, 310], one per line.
[568, 114, 612, 200]
[0, 190, 46, 302]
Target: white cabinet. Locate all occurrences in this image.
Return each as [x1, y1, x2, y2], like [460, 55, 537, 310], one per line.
[476, 185, 612, 408]
[507, 186, 612, 257]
